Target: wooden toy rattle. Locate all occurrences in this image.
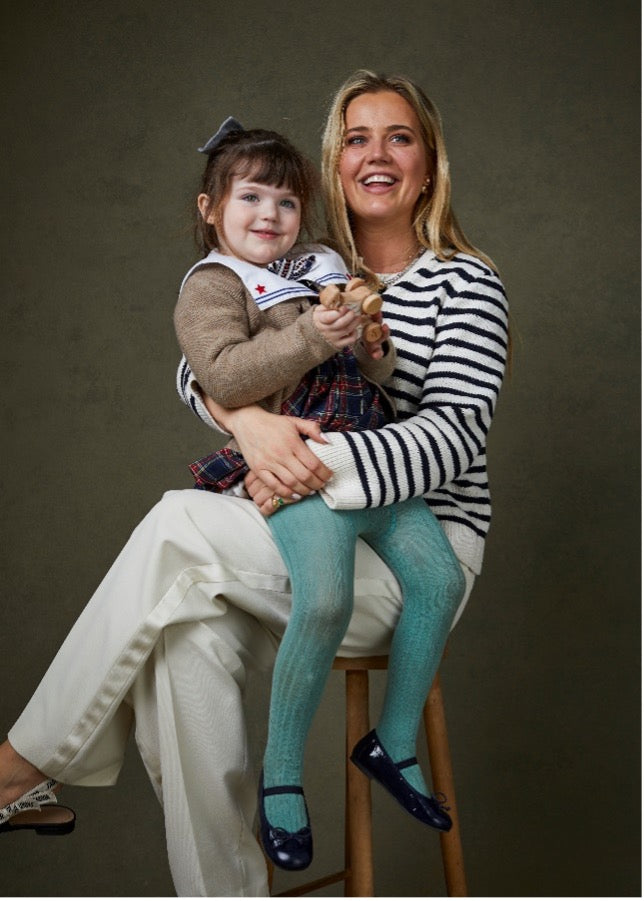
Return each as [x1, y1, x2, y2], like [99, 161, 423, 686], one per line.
[318, 277, 384, 343]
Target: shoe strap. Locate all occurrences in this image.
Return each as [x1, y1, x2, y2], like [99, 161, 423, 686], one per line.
[396, 756, 419, 770]
[263, 784, 304, 797]
[0, 778, 58, 824]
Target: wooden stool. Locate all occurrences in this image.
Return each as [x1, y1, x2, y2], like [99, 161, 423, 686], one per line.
[268, 654, 467, 897]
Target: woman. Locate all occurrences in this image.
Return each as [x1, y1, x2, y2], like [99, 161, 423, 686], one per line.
[0, 71, 507, 896]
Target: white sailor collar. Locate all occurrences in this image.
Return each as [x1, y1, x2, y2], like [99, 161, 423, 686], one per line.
[180, 246, 349, 310]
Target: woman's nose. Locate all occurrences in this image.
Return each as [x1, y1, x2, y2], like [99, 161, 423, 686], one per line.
[367, 138, 392, 163]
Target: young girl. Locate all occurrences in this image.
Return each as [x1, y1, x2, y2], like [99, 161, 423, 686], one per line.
[174, 119, 466, 871]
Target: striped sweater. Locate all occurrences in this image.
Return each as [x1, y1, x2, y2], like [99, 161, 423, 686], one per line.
[177, 249, 508, 574]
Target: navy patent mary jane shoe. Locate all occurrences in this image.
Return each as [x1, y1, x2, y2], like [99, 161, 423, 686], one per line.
[350, 730, 452, 832]
[258, 772, 313, 871]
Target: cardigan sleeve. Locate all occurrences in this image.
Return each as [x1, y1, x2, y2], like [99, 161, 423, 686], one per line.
[309, 271, 509, 509]
[352, 336, 397, 386]
[174, 265, 339, 409]
[175, 339, 397, 433]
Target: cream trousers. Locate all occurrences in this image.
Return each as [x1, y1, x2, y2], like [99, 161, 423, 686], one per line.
[9, 489, 474, 897]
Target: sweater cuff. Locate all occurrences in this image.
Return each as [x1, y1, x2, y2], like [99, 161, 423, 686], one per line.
[307, 433, 368, 509]
[192, 384, 227, 432]
[353, 338, 396, 385]
[181, 374, 229, 434]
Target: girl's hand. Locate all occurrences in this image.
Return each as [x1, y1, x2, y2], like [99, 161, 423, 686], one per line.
[361, 313, 390, 360]
[312, 304, 362, 349]
[223, 405, 333, 499]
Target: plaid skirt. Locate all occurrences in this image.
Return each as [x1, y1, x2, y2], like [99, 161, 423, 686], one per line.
[189, 348, 389, 492]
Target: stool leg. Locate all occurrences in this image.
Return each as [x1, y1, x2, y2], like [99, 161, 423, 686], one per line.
[423, 671, 468, 896]
[345, 669, 375, 897]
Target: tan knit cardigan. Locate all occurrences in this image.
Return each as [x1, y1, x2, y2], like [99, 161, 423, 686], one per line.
[174, 262, 395, 419]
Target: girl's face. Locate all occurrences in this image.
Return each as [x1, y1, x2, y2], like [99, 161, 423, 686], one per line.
[338, 90, 429, 231]
[199, 176, 301, 266]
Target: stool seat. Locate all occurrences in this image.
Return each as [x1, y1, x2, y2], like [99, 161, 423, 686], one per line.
[268, 654, 467, 897]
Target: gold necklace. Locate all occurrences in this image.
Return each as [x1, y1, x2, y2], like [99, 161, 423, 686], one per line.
[377, 245, 424, 288]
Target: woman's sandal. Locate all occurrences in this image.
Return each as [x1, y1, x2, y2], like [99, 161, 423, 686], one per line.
[0, 778, 76, 835]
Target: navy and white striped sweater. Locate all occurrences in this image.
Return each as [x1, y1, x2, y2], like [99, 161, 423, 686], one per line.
[177, 249, 508, 574]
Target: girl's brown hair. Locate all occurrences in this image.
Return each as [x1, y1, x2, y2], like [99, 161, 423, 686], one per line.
[196, 128, 319, 255]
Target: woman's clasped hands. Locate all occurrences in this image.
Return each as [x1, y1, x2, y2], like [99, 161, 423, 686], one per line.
[202, 301, 390, 517]
[202, 396, 332, 516]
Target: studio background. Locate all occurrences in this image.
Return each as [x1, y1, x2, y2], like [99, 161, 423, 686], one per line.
[0, 0, 639, 896]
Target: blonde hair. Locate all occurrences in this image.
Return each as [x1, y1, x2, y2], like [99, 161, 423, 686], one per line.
[321, 70, 495, 278]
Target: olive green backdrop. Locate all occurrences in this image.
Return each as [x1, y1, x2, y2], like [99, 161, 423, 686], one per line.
[0, 0, 639, 896]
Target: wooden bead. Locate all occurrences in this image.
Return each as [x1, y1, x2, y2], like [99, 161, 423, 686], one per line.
[361, 293, 382, 315]
[362, 321, 383, 342]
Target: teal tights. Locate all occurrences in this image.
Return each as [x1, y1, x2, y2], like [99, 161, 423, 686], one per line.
[263, 494, 466, 831]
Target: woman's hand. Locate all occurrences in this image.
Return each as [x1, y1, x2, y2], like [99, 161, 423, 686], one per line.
[221, 405, 333, 499]
[312, 304, 362, 349]
[244, 471, 305, 517]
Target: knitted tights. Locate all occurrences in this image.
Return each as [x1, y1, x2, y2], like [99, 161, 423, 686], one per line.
[264, 494, 465, 831]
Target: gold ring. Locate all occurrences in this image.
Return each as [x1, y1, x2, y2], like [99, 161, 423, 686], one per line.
[272, 496, 285, 509]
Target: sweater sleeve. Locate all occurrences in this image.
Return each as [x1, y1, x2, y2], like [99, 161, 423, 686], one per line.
[176, 354, 225, 432]
[175, 340, 397, 432]
[309, 271, 509, 509]
[174, 265, 339, 408]
[353, 336, 397, 386]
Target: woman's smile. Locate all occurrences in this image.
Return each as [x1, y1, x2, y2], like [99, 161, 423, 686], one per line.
[360, 172, 398, 192]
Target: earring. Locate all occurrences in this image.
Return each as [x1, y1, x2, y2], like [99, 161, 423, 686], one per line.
[420, 176, 431, 194]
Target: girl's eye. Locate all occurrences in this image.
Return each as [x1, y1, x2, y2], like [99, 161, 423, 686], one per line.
[280, 198, 297, 209]
[241, 193, 259, 203]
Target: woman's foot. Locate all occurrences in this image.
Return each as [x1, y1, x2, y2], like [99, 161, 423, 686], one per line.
[0, 780, 76, 834]
[0, 740, 51, 809]
[0, 740, 75, 835]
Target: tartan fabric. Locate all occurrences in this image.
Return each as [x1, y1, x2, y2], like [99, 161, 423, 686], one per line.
[280, 348, 386, 428]
[190, 348, 388, 493]
[190, 447, 250, 492]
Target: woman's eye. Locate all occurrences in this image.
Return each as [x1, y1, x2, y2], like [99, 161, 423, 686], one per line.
[345, 135, 366, 146]
[391, 133, 411, 144]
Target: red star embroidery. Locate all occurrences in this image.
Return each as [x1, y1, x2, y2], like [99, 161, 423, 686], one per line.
[255, 284, 266, 294]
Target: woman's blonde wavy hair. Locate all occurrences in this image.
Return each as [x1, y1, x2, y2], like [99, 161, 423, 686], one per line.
[321, 70, 495, 280]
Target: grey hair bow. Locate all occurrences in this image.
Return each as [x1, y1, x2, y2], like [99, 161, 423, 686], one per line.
[198, 116, 244, 154]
